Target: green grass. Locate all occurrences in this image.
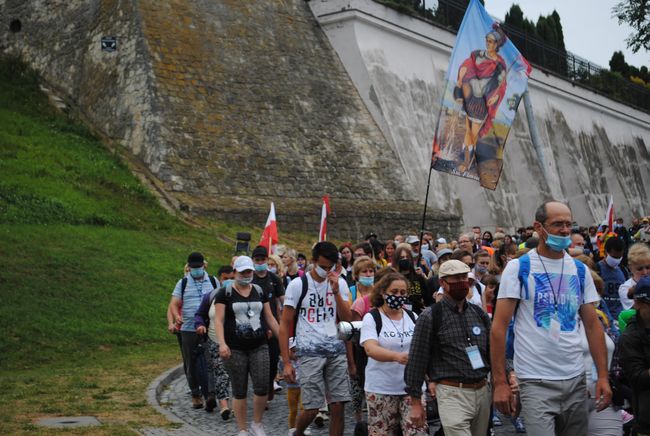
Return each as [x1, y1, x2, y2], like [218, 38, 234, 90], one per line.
[0, 57, 240, 433]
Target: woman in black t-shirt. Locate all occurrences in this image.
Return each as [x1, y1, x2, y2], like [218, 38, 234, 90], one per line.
[214, 256, 280, 436]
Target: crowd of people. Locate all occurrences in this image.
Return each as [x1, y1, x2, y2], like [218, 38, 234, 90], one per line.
[166, 203, 650, 436]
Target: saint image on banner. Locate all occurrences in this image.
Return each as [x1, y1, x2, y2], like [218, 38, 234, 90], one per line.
[432, 0, 531, 190]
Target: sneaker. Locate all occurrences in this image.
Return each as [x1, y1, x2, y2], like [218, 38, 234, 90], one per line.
[220, 407, 231, 421]
[238, 431, 248, 436]
[303, 429, 312, 436]
[288, 429, 296, 436]
[250, 422, 267, 436]
[314, 412, 326, 428]
[191, 396, 203, 409]
[512, 416, 526, 433]
[622, 410, 634, 424]
[205, 396, 216, 412]
[274, 381, 283, 392]
[492, 414, 502, 426]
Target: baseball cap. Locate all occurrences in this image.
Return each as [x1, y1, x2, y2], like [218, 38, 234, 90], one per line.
[251, 245, 268, 259]
[633, 276, 650, 301]
[405, 235, 420, 244]
[187, 252, 204, 268]
[439, 259, 471, 278]
[437, 237, 447, 244]
[437, 248, 453, 258]
[233, 256, 255, 272]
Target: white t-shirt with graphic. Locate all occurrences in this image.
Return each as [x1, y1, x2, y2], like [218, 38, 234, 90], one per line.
[360, 309, 417, 395]
[284, 273, 350, 357]
[498, 249, 599, 379]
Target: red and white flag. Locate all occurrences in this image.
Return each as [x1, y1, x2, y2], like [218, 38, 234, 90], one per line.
[605, 196, 614, 230]
[319, 195, 330, 242]
[260, 202, 278, 254]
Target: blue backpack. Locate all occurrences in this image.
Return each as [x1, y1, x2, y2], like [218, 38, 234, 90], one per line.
[506, 253, 586, 359]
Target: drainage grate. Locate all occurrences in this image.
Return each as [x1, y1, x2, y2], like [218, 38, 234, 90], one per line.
[36, 416, 101, 428]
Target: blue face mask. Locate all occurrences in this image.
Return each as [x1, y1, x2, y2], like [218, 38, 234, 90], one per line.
[190, 267, 204, 279]
[254, 263, 268, 272]
[543, 228, 571, 252]
[222, 279, 234, 288]
[358, 276, 374, 287]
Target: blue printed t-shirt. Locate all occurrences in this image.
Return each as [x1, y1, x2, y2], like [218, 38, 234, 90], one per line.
[283, 273, 350, 358]
[172, 274, 216, 332]
[498, 249, 599, 379]
[597, 260, 626, 318]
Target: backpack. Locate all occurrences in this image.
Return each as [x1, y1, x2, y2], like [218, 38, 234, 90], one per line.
[290, 275, 310, 337]
[507, 253, 586, 358]
[369, 307, 417, 336]
[180, 275, 218, 299]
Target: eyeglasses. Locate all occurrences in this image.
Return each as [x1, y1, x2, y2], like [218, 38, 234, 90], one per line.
[546, 221, 573, 230]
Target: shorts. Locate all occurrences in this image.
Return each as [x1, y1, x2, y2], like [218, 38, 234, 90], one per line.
[298, 354, 351, 409]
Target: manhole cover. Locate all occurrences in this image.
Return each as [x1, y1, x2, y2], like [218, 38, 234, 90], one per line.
[36, 416, 101, 428]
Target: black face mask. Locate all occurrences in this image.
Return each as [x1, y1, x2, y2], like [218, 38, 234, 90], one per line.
[398, 259, 411, 271]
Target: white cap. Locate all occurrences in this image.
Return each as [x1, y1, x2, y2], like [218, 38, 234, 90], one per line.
[439, 259, 471, 278]
[468, 272, 476, 282]
[405, 235, 419, 244]
[437, 237, 447, 244]
[233, 255, 254, 272]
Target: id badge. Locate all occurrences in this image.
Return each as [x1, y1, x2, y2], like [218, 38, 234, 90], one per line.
[549, 315, 561, 341]
[465, 345, 485, 370]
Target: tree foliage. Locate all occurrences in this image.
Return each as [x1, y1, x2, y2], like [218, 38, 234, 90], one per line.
[613, 0, 650, 53]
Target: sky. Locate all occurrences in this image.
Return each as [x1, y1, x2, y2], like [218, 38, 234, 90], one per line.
[424, 0, 649, 69]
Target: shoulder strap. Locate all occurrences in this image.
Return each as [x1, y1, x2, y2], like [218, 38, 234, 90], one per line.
[292, 275, 310, 335]
[370, 308, 382, 336]
[208, 287, 222, 306]
[428, 303, 444, 361]
[573, 259, 586, 296]
[181, 277, 188, 299]
[404, 309, 417, 325]
[252, 283, 264, 299]
[518, 254, 531, 300]
[208, 275, 218, 290]
[350, 285, 357, 302]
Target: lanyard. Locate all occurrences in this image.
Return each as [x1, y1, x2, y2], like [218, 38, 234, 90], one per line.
[192, 276, 205, 296]
[459, 306, 473, 346]
[381, 308, 405, 349]
[538, 253, 564, 314]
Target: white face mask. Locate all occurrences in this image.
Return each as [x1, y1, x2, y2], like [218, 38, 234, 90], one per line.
[315, 265, 330, 279]
[605, 255, 622, 268]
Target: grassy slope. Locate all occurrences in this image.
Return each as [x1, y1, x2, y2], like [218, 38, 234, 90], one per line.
[0, 58, 242, 434]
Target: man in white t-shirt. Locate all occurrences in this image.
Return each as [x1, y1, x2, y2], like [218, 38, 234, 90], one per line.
[279, 241, 353, 436]
[490, 201, 612, 436]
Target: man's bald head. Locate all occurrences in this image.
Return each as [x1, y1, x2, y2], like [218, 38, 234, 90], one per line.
[535, 201, 572, 225]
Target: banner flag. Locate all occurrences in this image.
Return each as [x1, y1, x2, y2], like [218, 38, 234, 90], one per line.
[605, 196, 614, 231]
[319, 195, 330, 242]
[431, 0, 531, 190]
[259, 202, 278, 254]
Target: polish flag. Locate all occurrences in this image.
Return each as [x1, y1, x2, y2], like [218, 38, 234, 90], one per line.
[260, 202, 278, 254]
[605, 196, 614, 230]
[319, 195, 330, 242]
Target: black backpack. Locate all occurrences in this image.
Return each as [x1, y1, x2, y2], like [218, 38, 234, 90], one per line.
[290, 275, 310, 337]
[369, 307, 417, 336]
[180, 275, 218, 298]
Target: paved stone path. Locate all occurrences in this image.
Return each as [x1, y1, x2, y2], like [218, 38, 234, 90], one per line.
[141, 370, 523, 435]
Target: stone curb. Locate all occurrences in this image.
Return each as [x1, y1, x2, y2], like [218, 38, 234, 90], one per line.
[145, 364, 185, 425]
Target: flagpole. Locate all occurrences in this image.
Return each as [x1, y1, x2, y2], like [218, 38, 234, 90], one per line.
[417, 164, 435, 267]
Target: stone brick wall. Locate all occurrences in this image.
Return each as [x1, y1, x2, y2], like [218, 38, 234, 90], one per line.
[0, 0, 460, 239]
